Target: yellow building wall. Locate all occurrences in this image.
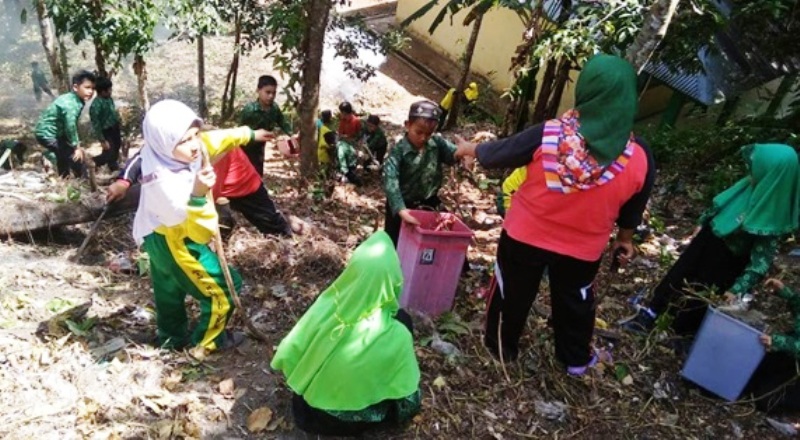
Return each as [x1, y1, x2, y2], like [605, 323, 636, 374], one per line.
[397, 0, 525, 91]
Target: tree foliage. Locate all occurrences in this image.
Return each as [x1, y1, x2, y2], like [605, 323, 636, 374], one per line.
[45, 0, 160, 76]
[656, 0, 800, 73]
[262, 1, 384, 107]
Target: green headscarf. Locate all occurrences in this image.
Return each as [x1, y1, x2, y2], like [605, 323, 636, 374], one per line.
[575, 54, 638, 165]
[271, 231, 420, 412]
[710, 143, 800, 237]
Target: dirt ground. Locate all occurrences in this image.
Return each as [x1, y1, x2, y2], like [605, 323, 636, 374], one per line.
[1, 4, 800, 440]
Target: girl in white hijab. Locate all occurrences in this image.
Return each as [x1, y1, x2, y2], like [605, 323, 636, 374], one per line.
[133, 99, 268, 351]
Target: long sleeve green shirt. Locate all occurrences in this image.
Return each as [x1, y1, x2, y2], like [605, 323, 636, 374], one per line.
[382, 134, 457, 215]
[770, 286, 800, 357]
[34, 92, 85, 147]
[238, 101, 291, 134]
[363, 125, 388, 153]
[89, 96, 121, 140]
[699, 210, 781, 295]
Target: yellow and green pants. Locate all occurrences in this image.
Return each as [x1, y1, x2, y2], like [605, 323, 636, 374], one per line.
[143, 233, 242, 350]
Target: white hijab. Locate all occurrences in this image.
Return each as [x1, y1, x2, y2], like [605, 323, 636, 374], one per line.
[132, 100, 203, 245]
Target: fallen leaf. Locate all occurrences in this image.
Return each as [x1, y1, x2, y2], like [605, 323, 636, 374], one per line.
[189, 345, 207, 362]
[247, 406, 273, 433]
[622, 375, 634, 386]
[218, 378, 235, 397]
[163, 370, 183, 391]
[433, 375, 447, 389]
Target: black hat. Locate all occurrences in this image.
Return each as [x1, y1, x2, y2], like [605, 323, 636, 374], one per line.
[408, 100, 441, 121]
[366, 114, 380, 125]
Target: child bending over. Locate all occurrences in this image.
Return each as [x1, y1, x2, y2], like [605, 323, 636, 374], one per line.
[744, 278, 800, 413]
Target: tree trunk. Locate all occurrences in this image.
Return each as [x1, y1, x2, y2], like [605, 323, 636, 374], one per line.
[33, 0, 67, 93]
[544, 59, 571, 119]
[222, 16, 242, 120]
[531, 58, 557, 124]
[765, 74, 798, 118]
[445, 13, 483, 130]
[58, 39, 69, 83]
[197, 35, 207, 118]
[298, 0, 332, 178]
[625, 0, 680, 73]
[133, 55, 150, 111]
[90, 0, 106, 77]
[93, 37, 107, 77]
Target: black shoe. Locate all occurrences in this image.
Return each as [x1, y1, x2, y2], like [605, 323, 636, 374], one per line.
[218, 330, 246, 351]
[620, 308, 656, 334]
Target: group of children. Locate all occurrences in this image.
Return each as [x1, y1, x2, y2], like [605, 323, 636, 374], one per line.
[30, 69, 122, 177]
[23, 59, 800, 434]
[315, 100, 388, 186]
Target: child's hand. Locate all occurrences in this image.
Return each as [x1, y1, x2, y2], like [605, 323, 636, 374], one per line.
[72, 148, 85, 163]
[454, 135, 477, 159]
[764, 278, 785, 293]
[399, 209, 421, 226]
[106, 181, 129, 203]
[759, 334, 772, 348]
[253, 129, 274, 143]
[192, 166, 216, 197]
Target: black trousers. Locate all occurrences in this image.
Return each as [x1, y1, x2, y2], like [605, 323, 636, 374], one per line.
[369, 141, 387, 165]
[37, 136, 85, 178]
[384, 195, 442, 247]
[93, 124, 121, 171]
[242, 140, 266, 176]
[290, 309, 414, 436]
[485, 230, 600, 366]
[648, 226, 749, 335]
[217, 185, 290, 240]
[744, 352, 800, 413]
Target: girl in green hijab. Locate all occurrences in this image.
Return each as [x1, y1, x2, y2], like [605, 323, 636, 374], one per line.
[623, 144, 800, 335]
[271, 231, 421, 436]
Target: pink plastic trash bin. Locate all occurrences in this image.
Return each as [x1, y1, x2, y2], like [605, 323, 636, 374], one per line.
[397, 210, 474, 316]
[277, 135, 299, 158]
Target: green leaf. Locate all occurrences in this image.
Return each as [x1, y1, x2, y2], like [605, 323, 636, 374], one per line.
[614, 363, 629, 382]
[65, 317, 97, 337]
[46, 298, 75, 314]
[20, 8, 27, 25]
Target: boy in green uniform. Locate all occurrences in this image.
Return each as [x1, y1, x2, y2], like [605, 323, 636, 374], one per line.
[363, 114, 388, 165]
[382, 100, 458, 246]
[35, 70, 96, 178]
[238, 75, 292, 176]
[30, 62, 54, 102]
[90, 76, 122, 171]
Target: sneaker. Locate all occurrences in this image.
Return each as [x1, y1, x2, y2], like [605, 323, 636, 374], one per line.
[566, 352, 598, 376]
[620, 308, 656, 334]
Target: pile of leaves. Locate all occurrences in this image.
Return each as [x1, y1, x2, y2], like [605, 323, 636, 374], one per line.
[2, 119, 800, 439]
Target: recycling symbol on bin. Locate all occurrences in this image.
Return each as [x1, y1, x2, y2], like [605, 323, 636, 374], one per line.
[419, 248, 435, 265]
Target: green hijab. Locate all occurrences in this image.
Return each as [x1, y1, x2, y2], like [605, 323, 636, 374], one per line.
[711, 143, 800, 237]
[575, 54, 638, 165]
[270, 231, 420, 411]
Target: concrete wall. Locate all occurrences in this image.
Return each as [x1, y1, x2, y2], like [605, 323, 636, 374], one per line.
[397, 0, 525, 91]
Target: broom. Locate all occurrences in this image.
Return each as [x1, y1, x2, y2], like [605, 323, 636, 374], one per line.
[199, 146, 268, 343]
